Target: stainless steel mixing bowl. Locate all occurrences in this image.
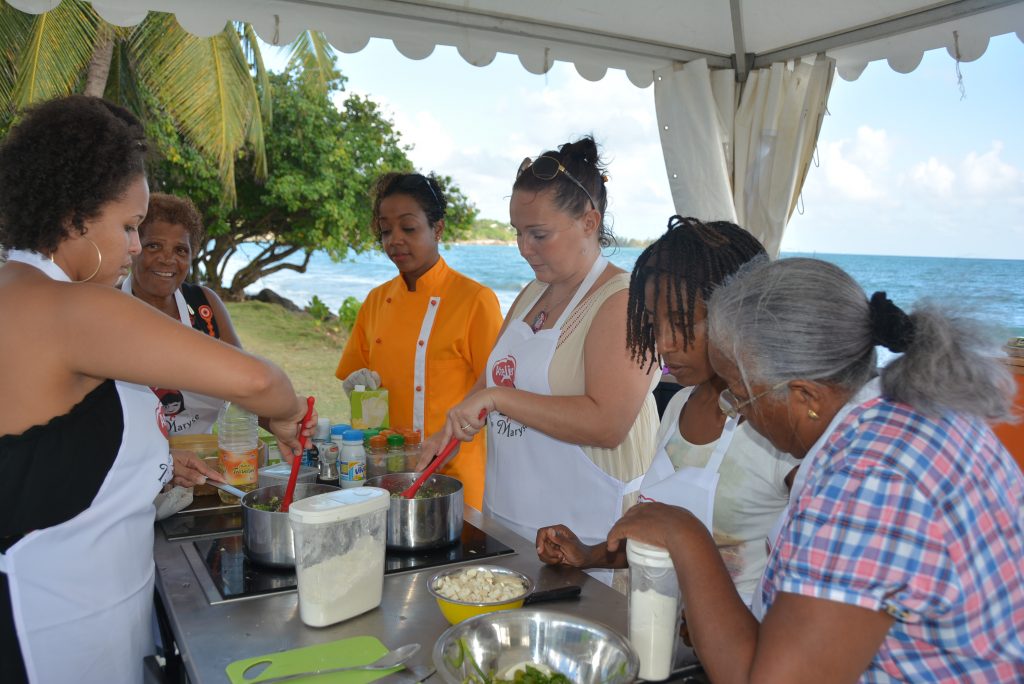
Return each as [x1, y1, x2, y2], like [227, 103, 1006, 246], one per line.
[433, 609, 639, 684]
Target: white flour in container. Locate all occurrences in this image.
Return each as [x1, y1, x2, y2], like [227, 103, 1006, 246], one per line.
[629, 587, 679, 681]
[296, 534, 384, 627]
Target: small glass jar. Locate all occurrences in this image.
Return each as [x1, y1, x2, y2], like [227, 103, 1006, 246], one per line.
[401, 430, 422, 472]
[385, 433, 406, 473]
[365, 434, 389, 479]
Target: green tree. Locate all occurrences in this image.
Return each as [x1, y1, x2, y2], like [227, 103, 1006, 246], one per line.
[151, 67, 477, 299]
[0, 0, 333, 203]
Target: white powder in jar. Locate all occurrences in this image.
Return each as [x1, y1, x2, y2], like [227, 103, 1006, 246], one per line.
[629, 588, 679, 681]
[296, 534, 384, 627]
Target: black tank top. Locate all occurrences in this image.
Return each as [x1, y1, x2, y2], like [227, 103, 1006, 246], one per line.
[1, 380, 124, 681]
[181, 281, 220, 339]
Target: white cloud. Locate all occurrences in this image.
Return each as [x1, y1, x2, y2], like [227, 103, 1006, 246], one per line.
[961, 141, 1022, 195]
[909, 157, 956, 195]
[818, 139, 885, 200]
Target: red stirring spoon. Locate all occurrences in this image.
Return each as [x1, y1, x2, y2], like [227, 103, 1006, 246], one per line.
[402, 409, 486, 499]
[280, 396, 316, 513]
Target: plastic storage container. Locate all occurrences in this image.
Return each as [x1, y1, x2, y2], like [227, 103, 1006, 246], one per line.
[626, 539, 682, 681]
[258, 462, 318, 489]
[217, 403, 259, 503]
[338, 429, 366, 488]
[288, 487, 389, 627]
[386, 433, 406, 473]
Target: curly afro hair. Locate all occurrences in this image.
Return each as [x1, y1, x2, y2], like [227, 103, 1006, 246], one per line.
[141, 193, 205, 253]
[0, 95, 148, 254]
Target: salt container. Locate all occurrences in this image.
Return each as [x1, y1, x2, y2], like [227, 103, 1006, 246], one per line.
[288, 487, 389, 627]
[626, 539, 682, 681]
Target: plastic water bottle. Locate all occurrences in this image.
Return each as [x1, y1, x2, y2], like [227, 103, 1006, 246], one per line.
[338, 429, 366, 488]
[216, 402, 259, 503]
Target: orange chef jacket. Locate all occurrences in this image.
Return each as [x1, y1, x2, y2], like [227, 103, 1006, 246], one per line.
[336, 257, 502, 509]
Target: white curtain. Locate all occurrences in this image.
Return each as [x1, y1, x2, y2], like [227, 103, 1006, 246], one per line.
[654, 57, 834, 256]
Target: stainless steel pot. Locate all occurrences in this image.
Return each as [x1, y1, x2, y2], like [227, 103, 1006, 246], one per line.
[365, 473, 463, 550]
[241, 482, 339, 567]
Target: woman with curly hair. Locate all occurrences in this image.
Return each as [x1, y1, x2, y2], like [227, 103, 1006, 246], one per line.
[0, 96, 313, 683]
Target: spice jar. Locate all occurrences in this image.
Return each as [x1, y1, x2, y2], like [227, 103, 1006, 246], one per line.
[626, 539, 682, 681]
[402, 429, 422, 471]
[386, 433, 406, 473]
[365, 434, 388, 479]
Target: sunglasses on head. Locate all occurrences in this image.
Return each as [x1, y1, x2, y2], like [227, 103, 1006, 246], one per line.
[397, 174, 441, 209]
[517, 155, 597, 211]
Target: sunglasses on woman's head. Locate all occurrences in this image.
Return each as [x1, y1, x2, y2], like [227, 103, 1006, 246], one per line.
[517, 156, 597, 211]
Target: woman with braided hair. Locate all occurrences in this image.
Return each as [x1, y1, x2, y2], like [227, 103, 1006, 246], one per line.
[608, 257, 1024, 682]
[537, 216, 797, 603]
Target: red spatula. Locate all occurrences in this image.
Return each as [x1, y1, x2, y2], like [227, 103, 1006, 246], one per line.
[402, 409, 486, 499]
[280, 396, 316, 513]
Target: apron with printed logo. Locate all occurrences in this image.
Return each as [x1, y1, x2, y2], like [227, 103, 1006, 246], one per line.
[121, 278, 225, 435]
[483, 257, 641, 584]
[3, 250, 172, 682]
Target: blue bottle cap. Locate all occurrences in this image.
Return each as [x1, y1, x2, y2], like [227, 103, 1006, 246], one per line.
[342, 429, 365, 442]
[331, 424, 352, 436]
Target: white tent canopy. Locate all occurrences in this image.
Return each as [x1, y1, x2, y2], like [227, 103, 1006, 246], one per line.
[11, 0, 1024, 253]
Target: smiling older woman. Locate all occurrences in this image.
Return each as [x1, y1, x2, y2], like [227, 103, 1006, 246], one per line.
[607, 257, 1024, 682]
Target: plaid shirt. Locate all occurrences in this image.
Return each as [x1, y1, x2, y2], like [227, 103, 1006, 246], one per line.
[762, 397, 1024, 682]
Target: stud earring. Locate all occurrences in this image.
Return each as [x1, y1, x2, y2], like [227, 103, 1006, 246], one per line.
[807, 409, 819, 420]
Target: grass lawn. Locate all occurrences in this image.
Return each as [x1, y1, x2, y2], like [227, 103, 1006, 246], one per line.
[225, 301, 351, 423]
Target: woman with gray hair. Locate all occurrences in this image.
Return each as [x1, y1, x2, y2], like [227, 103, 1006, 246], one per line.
[607, 257, 1024, 682]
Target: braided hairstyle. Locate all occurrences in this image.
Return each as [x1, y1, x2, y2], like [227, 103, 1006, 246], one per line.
[627, 216, 767, 371]
[513, 136, 615, 248]
[371, 172, 446, 240]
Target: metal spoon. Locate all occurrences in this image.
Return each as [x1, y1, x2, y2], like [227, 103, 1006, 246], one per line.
[207, 479, 248, 500]
[245, 643, 421, 684]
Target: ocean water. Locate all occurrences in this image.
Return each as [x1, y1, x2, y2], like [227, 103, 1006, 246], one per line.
[232, 244, 1024, 339]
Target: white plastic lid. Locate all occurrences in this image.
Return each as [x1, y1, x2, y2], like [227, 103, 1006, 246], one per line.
[288, 486, 389, 524]
[626, 539, 674, 568]
[259, 463, 316, 480]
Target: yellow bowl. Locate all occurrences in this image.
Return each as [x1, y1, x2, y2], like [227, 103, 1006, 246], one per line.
[427, 565, 534, 624]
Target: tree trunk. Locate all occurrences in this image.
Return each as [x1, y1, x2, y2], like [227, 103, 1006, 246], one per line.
[83, 24, 115, 98]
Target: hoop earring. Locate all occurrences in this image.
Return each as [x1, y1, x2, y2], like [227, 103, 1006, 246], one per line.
[69, 238, 103, 283]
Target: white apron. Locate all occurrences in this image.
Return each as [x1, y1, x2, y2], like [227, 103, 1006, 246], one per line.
[121, 278, 224, 435]
[483, 257, 640, 584]
[3, 250, 172, 682]
[751, 378, 883, 620]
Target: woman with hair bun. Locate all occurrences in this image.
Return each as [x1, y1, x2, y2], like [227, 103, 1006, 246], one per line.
[424, 137, 659, 583]
[336, 172, 502, 509]
[608, 257, 1024, 681]
[0, 96, 313, 683]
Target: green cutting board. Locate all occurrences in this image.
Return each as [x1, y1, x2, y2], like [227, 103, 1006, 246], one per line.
[226, 635, 403, 684]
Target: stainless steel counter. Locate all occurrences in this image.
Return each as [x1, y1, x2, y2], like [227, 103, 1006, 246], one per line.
[154, 506, 656, 683]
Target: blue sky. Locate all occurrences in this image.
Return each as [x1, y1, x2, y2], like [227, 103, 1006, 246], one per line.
[271, 32, 1023, 259]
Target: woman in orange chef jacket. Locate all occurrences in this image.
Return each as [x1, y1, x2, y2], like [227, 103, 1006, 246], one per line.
[336, 173, 502, 509]
[422, 138, 660, 586]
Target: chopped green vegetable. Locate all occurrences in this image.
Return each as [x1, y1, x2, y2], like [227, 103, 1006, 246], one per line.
[250, 496, 282, 512]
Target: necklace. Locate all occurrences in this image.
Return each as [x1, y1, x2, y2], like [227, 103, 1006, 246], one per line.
[530, 281, 583, 333]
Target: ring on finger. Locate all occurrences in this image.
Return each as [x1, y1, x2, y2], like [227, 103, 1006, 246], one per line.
[460, 423, 472, 430]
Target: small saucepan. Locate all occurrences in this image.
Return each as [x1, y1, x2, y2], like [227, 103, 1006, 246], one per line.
[365, 473, 463, 551]
[240, 482, 339, 567]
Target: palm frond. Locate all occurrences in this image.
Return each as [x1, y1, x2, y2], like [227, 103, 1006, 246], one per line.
[0, 3, 33, 112]
[12, 0, 99, 108]
[131, 13, 264, 204]
[228, 27, 267, 179]
[242, 22, 272, 126]
[286, 30, 340, 94]
[102, 41, 144, 118]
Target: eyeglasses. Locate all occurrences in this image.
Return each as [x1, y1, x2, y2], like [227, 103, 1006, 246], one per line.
[718, 381, 789, 419]
[518, 156, 597, 210]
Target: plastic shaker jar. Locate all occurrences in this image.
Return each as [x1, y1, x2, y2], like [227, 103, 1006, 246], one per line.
[402, 430, 422, 471]
[365, 434, 389, 479]
[385, 433, 406, 473]
[626, 539, 682, 681]
[338, 429, 366, 488]
[288, 487, 389, 627]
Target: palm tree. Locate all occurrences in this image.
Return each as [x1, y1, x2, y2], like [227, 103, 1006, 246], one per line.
[0, 0, 336, 204]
